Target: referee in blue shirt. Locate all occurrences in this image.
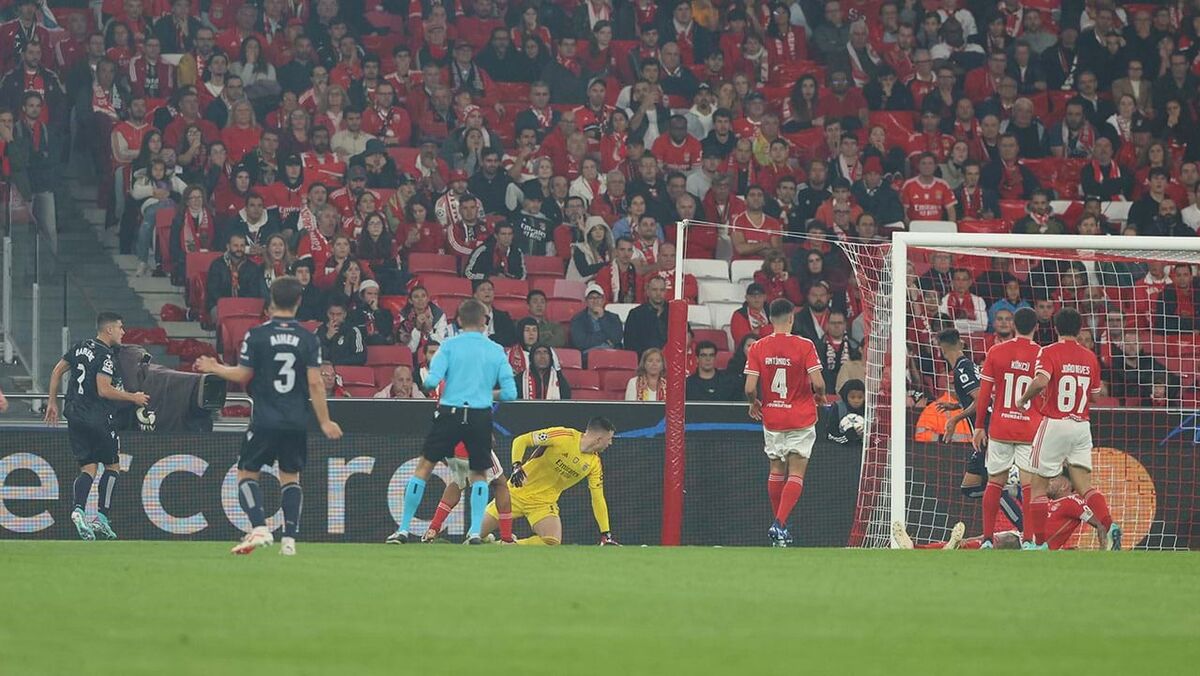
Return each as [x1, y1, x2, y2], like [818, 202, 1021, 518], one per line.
[389, 298, 517, 544]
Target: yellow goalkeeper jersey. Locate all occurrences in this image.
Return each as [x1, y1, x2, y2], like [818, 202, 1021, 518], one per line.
[510, 426, 610, 532]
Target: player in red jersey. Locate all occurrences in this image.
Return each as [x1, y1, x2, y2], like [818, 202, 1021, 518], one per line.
[1015, 307, 1122, 550]
[972, 307, 1042, 547]
[743, 298, 826, 547]
[900, 153, 957, 222]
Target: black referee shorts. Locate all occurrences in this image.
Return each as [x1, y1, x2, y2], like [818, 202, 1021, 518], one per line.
[68, 422, 119, 467]
[239, 428, 308, 473]
[422, 405, 494, 472]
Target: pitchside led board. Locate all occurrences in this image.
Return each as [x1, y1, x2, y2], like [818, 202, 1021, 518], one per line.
[0, 402, 1196, 547]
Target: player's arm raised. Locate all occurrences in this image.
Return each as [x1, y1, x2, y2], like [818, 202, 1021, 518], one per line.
[96, 373, 150, 408]
[193, 355, 253, 386]
[307, 365, 343, 439]
[43, 358, 69, 425]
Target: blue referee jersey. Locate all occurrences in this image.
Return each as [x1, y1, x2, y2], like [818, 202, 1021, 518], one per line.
[424, 331, 517, 408]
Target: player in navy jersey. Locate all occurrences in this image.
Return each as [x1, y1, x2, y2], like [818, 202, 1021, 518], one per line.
[196, 277, 343, 556]
[936, 328, 1024, 530]
[45, 312, 151, 540]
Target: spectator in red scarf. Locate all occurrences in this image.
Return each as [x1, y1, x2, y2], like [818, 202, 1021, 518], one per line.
[730, 282, 768, 346]
[938, 268, 988, 334]
[1157, 264, 1200, 335]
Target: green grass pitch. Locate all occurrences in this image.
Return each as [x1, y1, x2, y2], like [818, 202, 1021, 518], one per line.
[1, 542, 1197, 676]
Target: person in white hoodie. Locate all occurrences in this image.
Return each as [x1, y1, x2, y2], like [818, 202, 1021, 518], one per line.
[132, 158, 188, 275]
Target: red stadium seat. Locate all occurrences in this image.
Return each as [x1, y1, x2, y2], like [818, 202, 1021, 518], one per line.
[300, 321, 320, 333]
[379, 295, 407, 316]
[493, 81, 531, 104]
[557, 348, 583, 369]
[219, 317, 261, 363]
[409, 253, 458, 274]
[387, 147, 420, 172]
[494, 297, 528, 318]
[440, 296, 464, 318]
[215, 297, 264, 322]
[527, 274, 561, 294]
[154, 207, 176, 272]
[546, 298, 583, 323]
[373, 365, 398, 387]
[600, 369, 635, 392]
[525, 255, 565, 276]
[693, 328, 731, 352]
[588, 349, 638, 370]
[552, 279, 587, 300]
[490, 277, 529, 299]
[565, 369, 599, 390]
[366, 345, 413, 367]
[572, 389, 610, 400]
[336, 366, 376, 388]
[715, 351, 732, 370]
[345, 385, 378, 397]
[421, 274, 473, 299]
[998, 200, 1027, 225]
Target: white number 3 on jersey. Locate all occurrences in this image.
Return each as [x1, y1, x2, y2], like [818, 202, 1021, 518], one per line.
[770, 370, 788, 398]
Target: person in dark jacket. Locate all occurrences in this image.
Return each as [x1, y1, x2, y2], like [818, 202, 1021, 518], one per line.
[205, 233, 264, 315]
[291, 260, 327, 322]
[464, 222, 527, 280]
[318, 301, 368, 365]
[9, 90, 62, 244]
[623, 276, 670, 357]
[516, 343, 572, 399]
[476, 27, 532, 83]
[825, 379, 866, 446]
[686, 340, 732, 401]
[571, 283, 624, 353]
[851, 157, 905, 226]
[1157, 264, 1200, 335]
[347, 279, 395, 346]
[540, 35, 592, 104]
[467, 278, 519, 347]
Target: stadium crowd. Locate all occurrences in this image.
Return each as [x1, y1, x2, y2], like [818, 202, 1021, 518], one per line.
[0, 0, 1197, 406]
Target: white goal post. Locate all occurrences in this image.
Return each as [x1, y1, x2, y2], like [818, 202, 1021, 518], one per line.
[887, 232, 1200, 548]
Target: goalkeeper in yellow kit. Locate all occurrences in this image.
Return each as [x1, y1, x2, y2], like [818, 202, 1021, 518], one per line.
[481, 417, 618, 545]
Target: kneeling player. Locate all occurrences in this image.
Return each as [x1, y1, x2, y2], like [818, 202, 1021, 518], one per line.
[479, 418, 617, 545]
[197, 277, 344, 556]
[744, 298, 825, 547]
[416, 441, 514, 543]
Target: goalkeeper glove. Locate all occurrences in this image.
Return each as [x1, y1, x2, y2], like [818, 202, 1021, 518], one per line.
[510, 462, 526, 488]
[599, 532, 620, 546]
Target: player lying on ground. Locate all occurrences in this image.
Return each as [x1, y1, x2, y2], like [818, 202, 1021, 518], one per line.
[196, 277, 344, 556]
[390, 299, 518, 544]
[892, 474, 1108, 550]
[45, 312, 151, 541]
[416, 441, 514, 543]
[477, 418, 617, 546]
[743, 297, 826, 547]
[937, 328, 1025, 536]
[1014, 307, 1122, 551]
[972, 307, 1042, 547]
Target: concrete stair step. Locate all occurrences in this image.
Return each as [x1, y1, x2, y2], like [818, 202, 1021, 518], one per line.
[160, 321, 214, 340]
[129, 276, 180, 294]
[113, 254, 141, 272]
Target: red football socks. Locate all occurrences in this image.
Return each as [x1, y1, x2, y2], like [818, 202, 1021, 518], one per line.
[499, 511, 513, 542]
[982, 482, 1003, 541]
[1029, 495, 1049, 544]
[767, 473, 785, 513]
[428, 501, 453, 533]
[1083, 488, 1113, 529]
[774, 476, 804, 524]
